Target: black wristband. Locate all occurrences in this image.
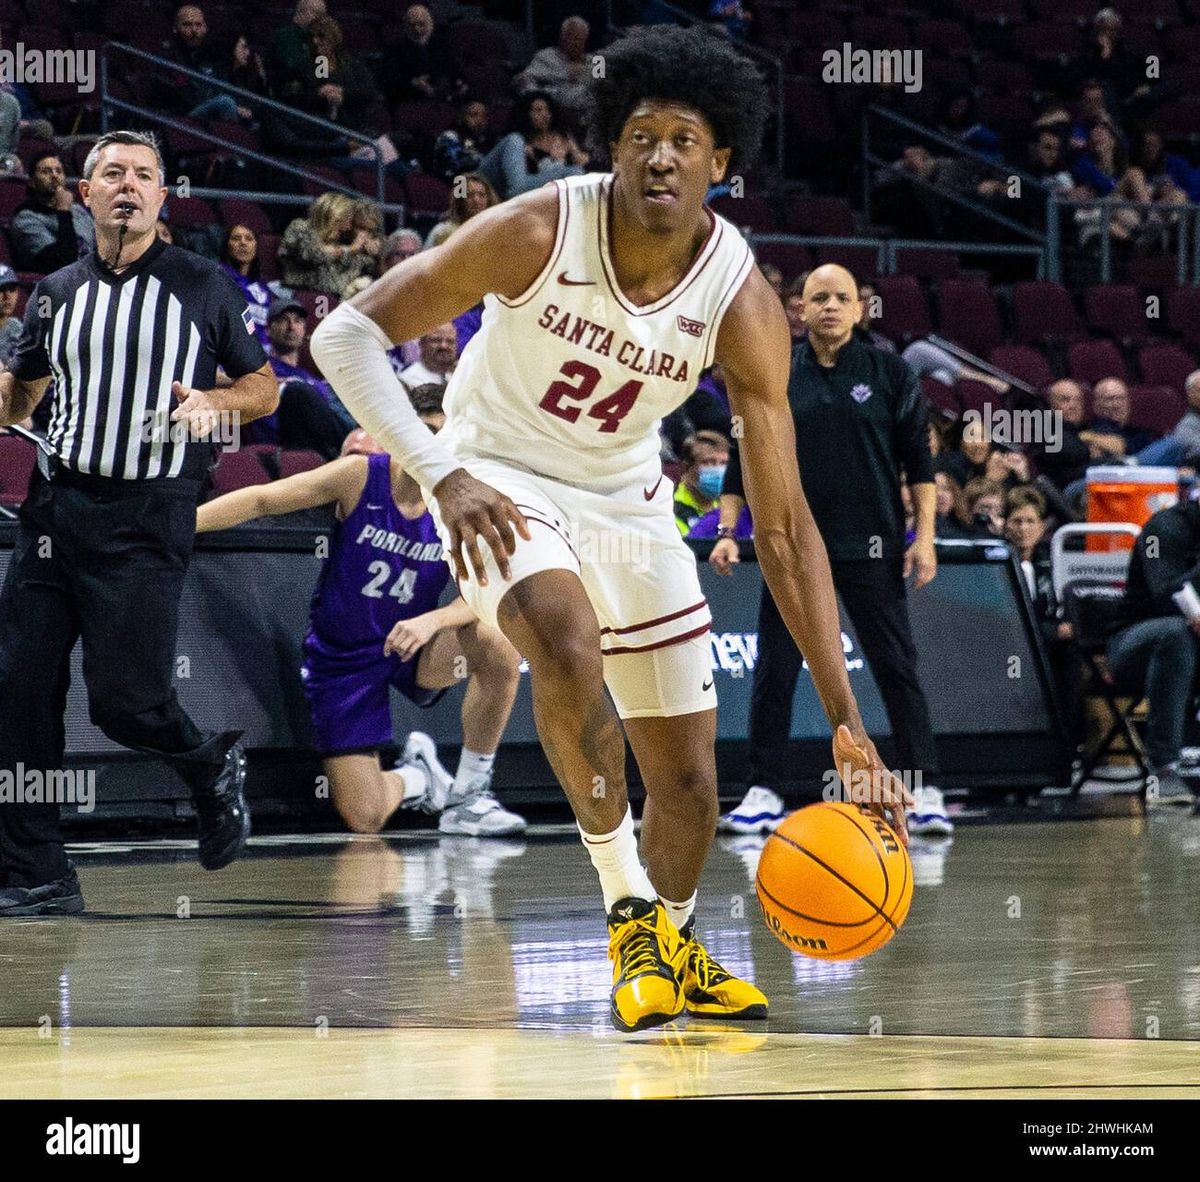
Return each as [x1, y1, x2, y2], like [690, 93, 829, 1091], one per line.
[716, 526, 737, 541]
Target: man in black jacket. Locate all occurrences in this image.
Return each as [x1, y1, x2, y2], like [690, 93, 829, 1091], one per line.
[1105, 493, 1200, 805]
[9, 151, 95, 274]
[711, 265, 948, 835]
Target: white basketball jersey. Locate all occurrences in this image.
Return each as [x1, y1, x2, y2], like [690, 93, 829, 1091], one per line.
[440, 173, 754, 493]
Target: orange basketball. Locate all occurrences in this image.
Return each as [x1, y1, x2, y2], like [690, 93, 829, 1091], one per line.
[755, 802, 912, 960]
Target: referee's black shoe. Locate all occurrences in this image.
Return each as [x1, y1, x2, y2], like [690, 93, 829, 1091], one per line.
[0, 868, 85, 917]
[193, 740, 251, 871]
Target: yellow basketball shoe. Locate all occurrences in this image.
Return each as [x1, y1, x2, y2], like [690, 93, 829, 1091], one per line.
[607, 897, 687, 1033]
[679, 919, 769, 1020]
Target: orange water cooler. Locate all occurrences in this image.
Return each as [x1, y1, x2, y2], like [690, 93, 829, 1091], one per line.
[1085, 465, 1179, 551]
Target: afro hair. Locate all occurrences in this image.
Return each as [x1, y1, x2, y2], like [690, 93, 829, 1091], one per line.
[585, 24, 770, 173]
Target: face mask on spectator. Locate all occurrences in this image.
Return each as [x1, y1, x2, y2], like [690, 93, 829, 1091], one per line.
[697, 464, 726, 499]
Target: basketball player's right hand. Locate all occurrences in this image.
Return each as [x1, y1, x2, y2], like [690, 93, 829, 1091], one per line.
[709, 537, 740, 577]
[434, 469, 531, 586]
[833, 723, 912, 846]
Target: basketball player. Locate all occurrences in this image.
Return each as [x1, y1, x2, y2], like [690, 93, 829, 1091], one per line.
[196, 386, 526, 837]
[312, 26, 910, 1032]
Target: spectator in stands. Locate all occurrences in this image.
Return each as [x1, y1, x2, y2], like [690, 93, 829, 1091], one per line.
[154, 5, 245, 124]
[300, 16, 382, 136]
[10, 151, 96, 274]
[1089, 377, 1157, 456]
[935, 90, 1000, 160]
[956, 477, 1006, 538]
[856, 281, 896, 353]
[253, 295, 356, 458]
[432, 98, 495, 185]
[1034, 379, 1093, 492]
[1077, 9, 1147, 118]
[759, 262, 783, 298]
[673, 430, 730, 537]
[1071, 121, 1151, 247]
[220, 224, 273, 345]
[225, 31, 270, 111]
[1026, 128, 1077, 196]
[1138, 370, 1200, 468]
[933, 467, 965, 538]
[279, 192, 377, 296]
[477, 93, 588, 201]
[425, 171, 499, 248]
[517, 16, 592, 129]
[1131, 128, 1198, 204]
[707, 1, 752, 40]
[985, 444, 1035, 492]
[0, 31, 54, 149]
[0, 265, 21, 370]
[939, 416, 992, 488]
[385, 4, 464, 107]
[1005, 485, 1051, 571]
[783, 276, 807, 342]
[1104, 488, 1200, 804]
[381, 228, 423, 272]
[266, 0, 325, 102]
[397, 323, 457, 389]
[0, 84, 18, 170]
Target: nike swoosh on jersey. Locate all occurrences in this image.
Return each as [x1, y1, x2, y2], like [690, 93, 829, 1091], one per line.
[557, 271, 596, 286]
[643, 476, 664, 500]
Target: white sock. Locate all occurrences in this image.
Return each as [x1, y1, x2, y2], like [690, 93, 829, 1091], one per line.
[661, 893, 696, 933]
[384, 764, 427, 803]
[579, 805, 656, 912]
[453, 748, 495, 797]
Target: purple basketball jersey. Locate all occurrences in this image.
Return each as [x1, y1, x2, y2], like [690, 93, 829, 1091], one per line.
[306, 452, 450, 653]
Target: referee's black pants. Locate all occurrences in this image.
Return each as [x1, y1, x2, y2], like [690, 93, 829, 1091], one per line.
[747, 555, 940, 793]
[0, 470, 235, 887]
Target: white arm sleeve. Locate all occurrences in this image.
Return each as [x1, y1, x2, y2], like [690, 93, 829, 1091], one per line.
[309, 302, 462, 493]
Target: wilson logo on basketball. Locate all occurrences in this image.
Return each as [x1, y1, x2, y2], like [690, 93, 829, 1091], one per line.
[676, 314, 705, 337]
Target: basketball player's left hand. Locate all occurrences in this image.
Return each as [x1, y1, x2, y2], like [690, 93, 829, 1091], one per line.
[833, 723, 912, 846]
[384, 614, 438, 661]
[904, 539, 937, 590]
[170, 381, 222, 440]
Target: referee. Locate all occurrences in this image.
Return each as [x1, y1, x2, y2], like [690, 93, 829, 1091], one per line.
[0, 130, 278, 916]
[711, 265, 950, 836]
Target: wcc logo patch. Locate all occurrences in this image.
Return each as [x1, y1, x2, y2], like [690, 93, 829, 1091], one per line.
[677, 314, 705, 337]
[850, 383, 873, 404]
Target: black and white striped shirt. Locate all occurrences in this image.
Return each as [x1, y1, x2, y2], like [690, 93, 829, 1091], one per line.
[11, 238, 267, 481]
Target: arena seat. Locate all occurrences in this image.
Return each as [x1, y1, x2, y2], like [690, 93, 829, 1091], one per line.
[1013, 281, 1085, 346]
[1069, 339, 1128, 385]
[937, 279, 1003, 357]
[874, 275, 933, 345]
[277, 450, 326, 479]
[892, 247, 960, 281]
[219, 199, 274, 238]
[1127, 386, 1187, 437]
[405, 172, 451, 219]
[785, 197, 854, 237]
[1084, 285, 1154, 347]
[1166, 287, 1200, 350]
[913, 19, 973, 58]
[989, 345, 1054, 392]
[753, 240, 812, 282]
[0, 181, 25, 225]
[708, 195, 776, 233]
[210, 449, 270, 495]
[958, 379, 1004, 418]
[165, 196, 218, 229]
[255, 233, 280, 282]
[0, 435, 36, 506]
[921, 375, 960, 417]
[815, 245, 878, 280]
[1138, 343, 1195, 390]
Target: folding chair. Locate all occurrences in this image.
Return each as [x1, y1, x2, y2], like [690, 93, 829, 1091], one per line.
[1061, 580, 1152, 796]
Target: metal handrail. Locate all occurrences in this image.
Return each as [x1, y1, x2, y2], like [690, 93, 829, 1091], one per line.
[100, 41, 391, 208]
[1052, 198, 1197, 286]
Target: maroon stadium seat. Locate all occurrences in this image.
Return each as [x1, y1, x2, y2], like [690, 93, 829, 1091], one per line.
[708, 195, 776, 233]
[975, 59, 1034, 94]
[781, 80, 836, 146]
[1139, 343, 1195, 390]
[874, 275, 932, 345]
[16, 137, 56, 175]
[392, 100, 458, 137]
[1013, 281, 1085, 346]
[1127, 386, 1186, 437]
[165, 195, 218, 228]
[291, 289, 338, 323]
[0, 435, 36, 506]
[1069, 339, 1128, 385]
[1167, 287, 1200, 350]
[0, 180, 26, 225]
[1084, 285, 1154, 346]
[936, 279, 1003, 358]
[913, 19, 972, 58]
[255, 233, 280, 282]
[210, 449, 269, 495]
[1013, 22, 1083, 61]
[989, 345, 1055, 392]
[1126, 253, 1179, 291]
[219, 199, 273, 238]
[814, 245, 879, 281]
[921, 376, 960, 418]
[277, 449, 325, 480]
[405, 172, 451, 218]
[958, 379, 1004, 418]
[892, 248, 960, 281]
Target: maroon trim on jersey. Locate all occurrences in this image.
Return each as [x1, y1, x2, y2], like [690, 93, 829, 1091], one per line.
[600, 621, 711, 655]
[597, 175, 721, 317]
[702, 247, 755, 370]
[599, 599, 708, 636]
[495, 181, 572, 310]
[512, 502, 582, 567]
